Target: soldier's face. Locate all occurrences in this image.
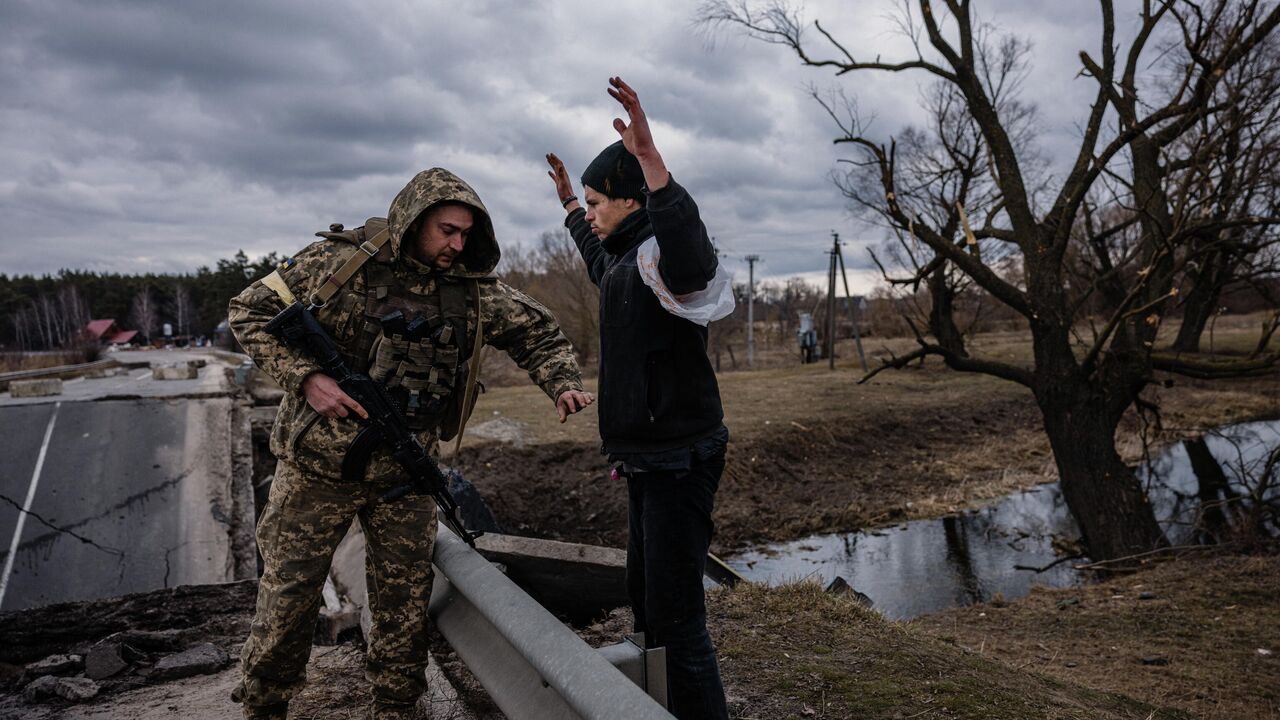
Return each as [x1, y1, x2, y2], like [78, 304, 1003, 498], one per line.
[583, 186, 638, 239]
[413, 204, 474, 269]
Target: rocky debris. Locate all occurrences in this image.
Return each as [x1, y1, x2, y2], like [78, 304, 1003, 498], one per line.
[85, 642, 129, 680]
[465, 417, 529, 448]
[153, 364, 198, 380]
[106, 629, 184, 654]
[21, 654, 83, 682]
[23, 675, 100, 703]
[824, 576, 873, 607]
[0, 580, 256, 666]
[150, 643, 231, 681]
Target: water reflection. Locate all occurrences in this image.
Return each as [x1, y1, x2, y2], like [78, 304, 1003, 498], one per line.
[727, 484, 1081, 620]
[1143, 420, 1280, 544]
[726, 419, 1280, 620]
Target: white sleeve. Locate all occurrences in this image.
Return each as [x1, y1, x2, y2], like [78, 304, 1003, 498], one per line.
[636, 238, 736, 326]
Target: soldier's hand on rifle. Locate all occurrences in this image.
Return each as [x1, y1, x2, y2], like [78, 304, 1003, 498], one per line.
[556, 389, 594, 423]
[303, 373, 369, 420]
[607, 76, 668, 191]
[545, 153, 580, 213]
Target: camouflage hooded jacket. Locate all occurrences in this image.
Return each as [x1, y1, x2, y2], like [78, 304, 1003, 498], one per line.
[229, 168, 583, 480]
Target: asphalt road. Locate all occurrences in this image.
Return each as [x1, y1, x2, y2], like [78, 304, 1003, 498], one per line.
[0, 352, 253, 611]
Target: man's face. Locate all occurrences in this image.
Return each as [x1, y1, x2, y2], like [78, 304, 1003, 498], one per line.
[583, 186, 638, 239]
[412, 204, 474, 269]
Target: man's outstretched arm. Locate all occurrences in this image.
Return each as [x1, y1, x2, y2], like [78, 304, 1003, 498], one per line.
[607, 76, 717, 295]
[546, 152, 610, 286]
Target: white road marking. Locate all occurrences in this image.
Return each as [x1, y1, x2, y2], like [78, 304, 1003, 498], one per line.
[0, 401, 61, 609]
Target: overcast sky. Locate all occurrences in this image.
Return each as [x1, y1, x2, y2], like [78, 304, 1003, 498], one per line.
[0, 0, 1118, 292]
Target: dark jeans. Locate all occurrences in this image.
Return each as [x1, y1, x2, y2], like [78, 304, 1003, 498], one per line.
[625, 447, 729, 720]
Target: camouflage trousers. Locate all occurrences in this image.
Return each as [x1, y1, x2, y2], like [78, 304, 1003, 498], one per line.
[232, 459, 438, 715]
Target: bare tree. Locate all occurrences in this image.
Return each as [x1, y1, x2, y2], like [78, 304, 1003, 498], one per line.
[5, 285, 91, 350]
[1163, 34, 1280, 351]
[171, 282, 195, 338]
[129, 286, 158, 344]
[497, 230, 601, 365]
[706, 0, 1280, 560]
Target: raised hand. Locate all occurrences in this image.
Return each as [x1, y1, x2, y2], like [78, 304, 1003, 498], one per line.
[607, 76, 656, 159]
[606, 77, 669, 191]
[545, 153, 580, 212]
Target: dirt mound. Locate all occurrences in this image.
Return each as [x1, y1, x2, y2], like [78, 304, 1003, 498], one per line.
[456, 393, 1049, 552]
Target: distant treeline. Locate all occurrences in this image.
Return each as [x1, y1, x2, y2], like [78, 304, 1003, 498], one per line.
[0, 251, 280, 350]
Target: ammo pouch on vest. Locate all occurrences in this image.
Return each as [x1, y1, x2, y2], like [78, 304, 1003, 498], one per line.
[313, 218, 486, 444]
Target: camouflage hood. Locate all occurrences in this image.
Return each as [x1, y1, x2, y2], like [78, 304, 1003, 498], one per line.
[387, 167, 500, 276]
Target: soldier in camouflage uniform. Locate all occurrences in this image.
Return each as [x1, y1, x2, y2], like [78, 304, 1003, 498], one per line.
[228, 168, 591, 719]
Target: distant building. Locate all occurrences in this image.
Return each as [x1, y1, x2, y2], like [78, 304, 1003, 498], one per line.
[83, 319, 139, 346]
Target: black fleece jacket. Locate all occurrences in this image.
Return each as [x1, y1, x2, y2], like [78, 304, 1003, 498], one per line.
[566, 177, 725, 455]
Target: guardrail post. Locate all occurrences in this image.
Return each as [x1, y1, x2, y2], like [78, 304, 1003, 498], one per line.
[429, 525, 673, 720]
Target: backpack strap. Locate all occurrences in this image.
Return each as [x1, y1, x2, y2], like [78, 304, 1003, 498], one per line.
[452, 278, 484, 456]
[309, 219, 391, 308]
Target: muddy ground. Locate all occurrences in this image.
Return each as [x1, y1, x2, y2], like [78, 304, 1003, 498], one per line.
[913, 553, 1280, 720]
[0, 576, 1190, 720]
[454, 356, 1279, 555]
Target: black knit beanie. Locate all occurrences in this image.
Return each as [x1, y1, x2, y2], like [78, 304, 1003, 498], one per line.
[581, 140, 645, 201]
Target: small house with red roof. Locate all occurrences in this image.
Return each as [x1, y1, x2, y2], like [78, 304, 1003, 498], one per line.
[83, 319, 139, 346]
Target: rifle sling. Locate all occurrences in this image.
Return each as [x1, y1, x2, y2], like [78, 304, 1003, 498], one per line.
[452, 279, 484, 457]
[310, 225, 391, 308]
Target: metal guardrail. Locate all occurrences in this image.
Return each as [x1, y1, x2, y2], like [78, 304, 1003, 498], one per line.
[429, 525, 674, 719]
[0, 359, 119, 390]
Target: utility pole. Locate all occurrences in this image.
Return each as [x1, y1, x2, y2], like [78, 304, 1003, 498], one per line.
[745, 254, 760, 368]
[835, 239, 869, 372]
[827, 233, 838, 370]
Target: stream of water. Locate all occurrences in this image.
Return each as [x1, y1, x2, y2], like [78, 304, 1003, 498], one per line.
[725, 419, 1279, 620]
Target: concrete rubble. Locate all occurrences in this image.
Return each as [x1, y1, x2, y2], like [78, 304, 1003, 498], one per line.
[21, 654, 84, 682]
[150, 643, 231, 681]
[23, 675, 100, 703]
[9, 378, 63, 397]
[152, 363, 199, 380]
[84, 641, 129, 680]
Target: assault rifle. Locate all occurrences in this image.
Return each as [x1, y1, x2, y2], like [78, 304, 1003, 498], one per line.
[263, 302, 481, 546]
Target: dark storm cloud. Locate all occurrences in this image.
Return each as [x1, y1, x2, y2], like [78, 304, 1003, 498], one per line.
[0, 0, 1111, 291]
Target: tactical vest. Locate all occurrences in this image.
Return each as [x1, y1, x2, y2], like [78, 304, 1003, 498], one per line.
[313, 218, 485, 441]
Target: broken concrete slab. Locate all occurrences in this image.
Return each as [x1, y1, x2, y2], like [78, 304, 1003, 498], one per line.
[22, 675, 59, 702]
[474, 533, 629, 624]
[85, 642, 129, 680]
[23, 675, 99, 703]
[22, 654, 83, 682]
[9, 378, 63, 397]
[152, 364, 199, 380]
[53, 677, 100, 702]
[0, 396, 257, 610]
[150, 643, 230, 681]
